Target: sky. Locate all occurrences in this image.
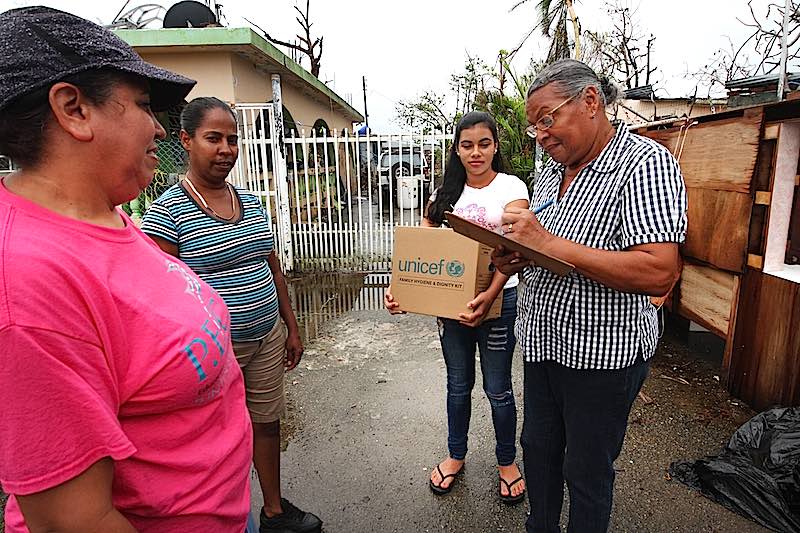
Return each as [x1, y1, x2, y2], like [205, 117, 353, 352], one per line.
[0, 0, 787, 131]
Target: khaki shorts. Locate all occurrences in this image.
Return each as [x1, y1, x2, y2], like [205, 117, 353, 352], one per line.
[232, 320, 287, 423]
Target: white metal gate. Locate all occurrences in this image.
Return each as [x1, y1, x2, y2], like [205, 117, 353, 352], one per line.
[228, 104, 293, 270]
[0, 155, 15, 176]
[229, 102, 453, 273]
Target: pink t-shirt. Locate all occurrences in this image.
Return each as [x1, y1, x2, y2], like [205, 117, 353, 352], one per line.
[0, 180, 252, 532]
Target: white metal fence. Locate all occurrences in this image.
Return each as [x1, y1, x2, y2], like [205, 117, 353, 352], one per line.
[0, 155, 15, 176]
[229, 103, 453, 273]
[1, 104, 454, 275]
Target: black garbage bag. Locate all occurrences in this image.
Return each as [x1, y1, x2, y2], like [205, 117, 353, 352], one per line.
[669, 407, 800, 532]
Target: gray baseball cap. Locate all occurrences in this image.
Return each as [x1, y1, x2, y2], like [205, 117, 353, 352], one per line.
[0, 6, 196, 112]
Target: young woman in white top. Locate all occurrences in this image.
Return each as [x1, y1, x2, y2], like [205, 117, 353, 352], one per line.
[385, 111, 530, 504]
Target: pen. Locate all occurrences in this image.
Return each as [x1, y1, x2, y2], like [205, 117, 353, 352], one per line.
[532, 199, 554, 215]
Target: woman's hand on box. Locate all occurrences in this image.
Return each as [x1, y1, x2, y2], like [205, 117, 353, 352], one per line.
[458, 290, 496, 327]
[384, 290, 406, 315]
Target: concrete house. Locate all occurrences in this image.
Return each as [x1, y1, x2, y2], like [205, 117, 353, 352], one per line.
[114, 26, 364, 220]
[115, 27, 363, 135]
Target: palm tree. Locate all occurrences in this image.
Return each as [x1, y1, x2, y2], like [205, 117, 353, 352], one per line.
[476, 57, 539, 187]
[512, 0, 582, 62]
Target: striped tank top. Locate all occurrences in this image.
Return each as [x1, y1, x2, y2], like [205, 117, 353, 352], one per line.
[141, 183, 280, 342]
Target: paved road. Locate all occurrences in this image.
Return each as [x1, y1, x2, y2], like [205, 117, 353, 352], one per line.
[251, 310, 769, 533]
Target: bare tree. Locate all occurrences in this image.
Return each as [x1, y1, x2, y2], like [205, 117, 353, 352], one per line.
[583, 1, 656, 89]
[740, 0, 800, 75]
[693, 0, 799, 95]
[394, 91, 451, 134]
[450, 54, 494, 116]
[395, 56, 495, 133]
[692, 37, 757, 96]
[246, 0, 323, 77]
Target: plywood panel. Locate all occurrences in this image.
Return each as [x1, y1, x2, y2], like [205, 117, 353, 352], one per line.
[748, 204, 768, 256]
[641, 111, 762, 193]
[728, 269, 763, 399]
[764, 123, 780, 140]
[753, 139, 776, 191]
[683, 188, 752, 272]
[721, 275, 741, 381]
[675, 263, 737, 338]
[729, 270, 800, 409]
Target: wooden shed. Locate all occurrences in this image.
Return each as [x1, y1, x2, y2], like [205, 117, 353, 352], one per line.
[634, 98, 800, 410]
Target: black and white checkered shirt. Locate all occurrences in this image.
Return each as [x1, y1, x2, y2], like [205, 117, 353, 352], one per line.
[517, 123, 687, 369]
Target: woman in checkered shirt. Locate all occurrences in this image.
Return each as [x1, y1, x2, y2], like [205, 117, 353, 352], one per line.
[494, 59, 687, 533]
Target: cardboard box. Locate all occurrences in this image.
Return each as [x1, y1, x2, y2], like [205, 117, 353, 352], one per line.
[390, 226, 503, 320]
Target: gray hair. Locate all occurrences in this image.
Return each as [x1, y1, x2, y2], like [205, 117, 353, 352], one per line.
[527, 59, 619, 107]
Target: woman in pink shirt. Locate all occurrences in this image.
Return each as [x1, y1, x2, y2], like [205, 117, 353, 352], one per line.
[0, 7, 252, 532]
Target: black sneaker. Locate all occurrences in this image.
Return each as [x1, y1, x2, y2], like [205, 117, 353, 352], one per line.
[259, 498, 322, 533]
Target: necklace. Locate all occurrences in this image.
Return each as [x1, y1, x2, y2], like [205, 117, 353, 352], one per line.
[184, 176, 237, 221]
[466, 171, 497, 189]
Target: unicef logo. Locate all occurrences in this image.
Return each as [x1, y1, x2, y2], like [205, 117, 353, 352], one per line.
[446, 260, 465, 277]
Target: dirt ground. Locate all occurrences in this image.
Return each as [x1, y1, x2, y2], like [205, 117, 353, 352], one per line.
[607, 329, 766, 532]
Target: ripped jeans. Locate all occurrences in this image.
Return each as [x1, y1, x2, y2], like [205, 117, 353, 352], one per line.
[437, 288, 518, 466]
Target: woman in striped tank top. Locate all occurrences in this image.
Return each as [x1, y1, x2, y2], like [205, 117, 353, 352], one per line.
[142, 97, 322, 533]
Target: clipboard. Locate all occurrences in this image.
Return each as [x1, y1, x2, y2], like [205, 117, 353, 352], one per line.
[445, 212, 574, 277]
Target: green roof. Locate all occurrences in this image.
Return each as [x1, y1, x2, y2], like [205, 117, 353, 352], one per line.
[115, 27, 363, 122]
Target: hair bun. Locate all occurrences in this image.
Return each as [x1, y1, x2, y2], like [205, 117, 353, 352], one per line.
[598, 74, 620, 106]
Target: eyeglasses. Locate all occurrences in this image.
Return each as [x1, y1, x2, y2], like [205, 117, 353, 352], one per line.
[525, 93, 578, 139]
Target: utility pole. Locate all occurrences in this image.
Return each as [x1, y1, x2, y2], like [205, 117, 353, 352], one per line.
[362, 75, 369, 130]
[777, 0, 791, 100]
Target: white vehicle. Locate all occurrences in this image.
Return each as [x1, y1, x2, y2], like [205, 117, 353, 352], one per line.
[376, 142, 431, 187]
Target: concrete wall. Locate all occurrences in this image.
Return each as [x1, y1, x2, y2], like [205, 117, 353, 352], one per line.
[139, 50, 354, 134]
[137, 51, 235, 102]
[231, 53, 354, 134]
[228, 53, 354, 133]
[230, 53, 271, 102]
[279, 82, 353, 134]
